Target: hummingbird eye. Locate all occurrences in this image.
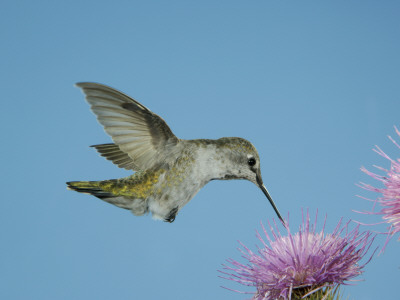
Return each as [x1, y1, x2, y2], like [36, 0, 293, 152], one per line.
[247, 157, 256, 167]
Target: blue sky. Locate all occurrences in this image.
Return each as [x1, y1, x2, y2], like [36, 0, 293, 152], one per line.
[1, 1, 400, 299]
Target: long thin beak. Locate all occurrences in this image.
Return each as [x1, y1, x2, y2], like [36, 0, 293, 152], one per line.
[259, 183, 285, 226]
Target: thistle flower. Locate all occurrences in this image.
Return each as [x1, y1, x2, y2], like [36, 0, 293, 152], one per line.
[220, 212, 375, 300]
[360, 126, 400, 240]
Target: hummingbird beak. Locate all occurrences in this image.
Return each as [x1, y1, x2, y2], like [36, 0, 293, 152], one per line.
[256, 173, 285, 226]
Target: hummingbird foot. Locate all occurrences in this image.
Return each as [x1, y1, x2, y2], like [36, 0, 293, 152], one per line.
[164, 207, 179, 223]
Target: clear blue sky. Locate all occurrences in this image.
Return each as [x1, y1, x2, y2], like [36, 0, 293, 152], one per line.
[1, 1, 399, 299]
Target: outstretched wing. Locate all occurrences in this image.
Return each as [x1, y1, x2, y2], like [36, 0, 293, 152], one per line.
[76, 82, 179, 170]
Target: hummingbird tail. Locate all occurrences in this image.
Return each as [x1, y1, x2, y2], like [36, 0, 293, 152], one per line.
[66, 181, 114, 199]
[66, 180, 144, 212]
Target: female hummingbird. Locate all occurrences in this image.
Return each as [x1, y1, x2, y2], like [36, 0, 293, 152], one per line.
[67, 82, 284, 223]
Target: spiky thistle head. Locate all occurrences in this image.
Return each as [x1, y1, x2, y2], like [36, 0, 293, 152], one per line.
[220, 211, 375, 300]
[359, 126, 400, 241]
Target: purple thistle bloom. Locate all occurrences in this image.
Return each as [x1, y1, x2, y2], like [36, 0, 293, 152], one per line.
[220, 211, 375, 300]
[360, 126, 400, 241]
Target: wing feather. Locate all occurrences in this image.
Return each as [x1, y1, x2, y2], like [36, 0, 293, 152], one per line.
[91, 143, 139, 171]
[77, 82, 179, 170]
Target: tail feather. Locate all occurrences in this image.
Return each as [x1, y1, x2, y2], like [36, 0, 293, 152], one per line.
[66, 180, 136, 211]
[66, 181, 114, 199]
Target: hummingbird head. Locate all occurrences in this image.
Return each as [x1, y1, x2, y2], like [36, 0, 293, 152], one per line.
[216, 137, 284, 224]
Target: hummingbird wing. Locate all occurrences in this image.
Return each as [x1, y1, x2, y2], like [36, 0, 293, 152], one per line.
[76, 82, 180, 171]
[90, 143, 140, 171]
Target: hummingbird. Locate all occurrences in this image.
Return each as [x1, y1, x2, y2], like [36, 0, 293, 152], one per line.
[67, 82, 284, 223]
